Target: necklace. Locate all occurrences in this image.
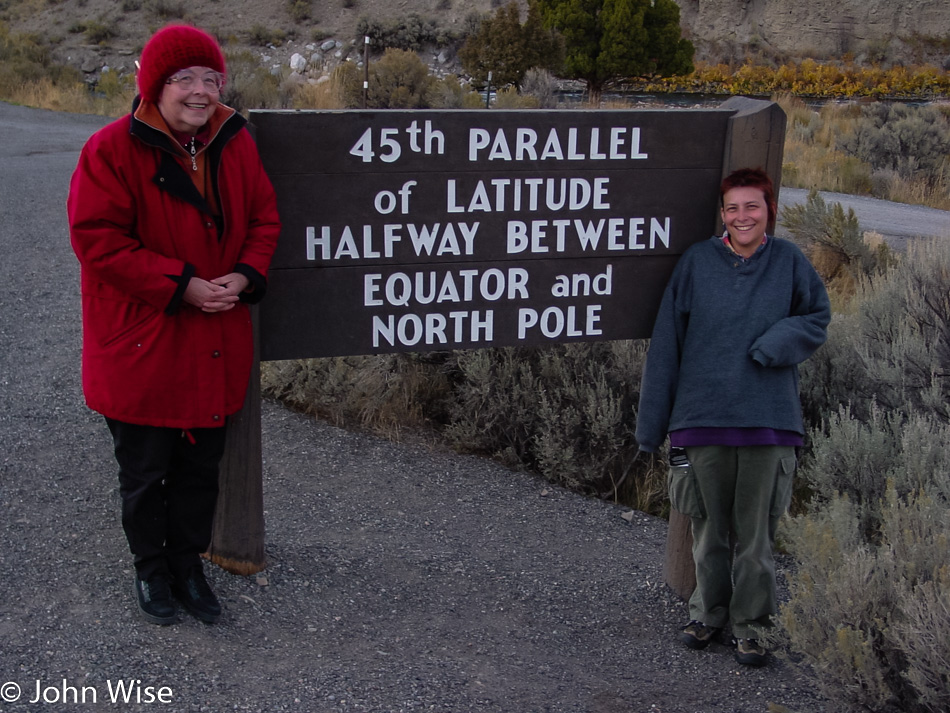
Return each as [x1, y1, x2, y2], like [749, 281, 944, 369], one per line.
[187, 137, 197, 171]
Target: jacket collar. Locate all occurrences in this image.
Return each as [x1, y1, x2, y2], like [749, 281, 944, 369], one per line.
[129, 95, 245, 155]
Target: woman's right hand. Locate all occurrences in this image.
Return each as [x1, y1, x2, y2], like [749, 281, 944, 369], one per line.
[183, 277, 240, 313]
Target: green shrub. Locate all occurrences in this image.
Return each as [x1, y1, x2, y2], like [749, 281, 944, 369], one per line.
[520, 67, 558, 108]
[443, 342, 647, 496]
[261, 341, 667, 514]
[780, 188, 893, 293]
[339, 47, 437, 108]
[82, 20, 116, 45]
[427, 73, 483, 108]
[357, 13, 451, 52]
[145, 0, 185, 20]
[780, 239, 950, 713]
[287, 0, 311, 23]
[838, 103, 950, 186]
[95, 66, 135, 100]
[220, 49, 282, 110]
[248, 25, 287, 47]
[262, 353, 452, 436]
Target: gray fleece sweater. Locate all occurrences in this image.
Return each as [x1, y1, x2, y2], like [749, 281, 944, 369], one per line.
[635, 235, 831, 453]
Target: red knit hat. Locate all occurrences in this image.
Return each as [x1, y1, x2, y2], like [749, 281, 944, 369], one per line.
[137, 24, 226, 103]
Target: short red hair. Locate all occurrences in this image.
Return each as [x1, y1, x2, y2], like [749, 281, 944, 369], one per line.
[720, 167, 776, 225]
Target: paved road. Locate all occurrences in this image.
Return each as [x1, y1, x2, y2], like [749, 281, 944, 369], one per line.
[778, 186, 950, 249]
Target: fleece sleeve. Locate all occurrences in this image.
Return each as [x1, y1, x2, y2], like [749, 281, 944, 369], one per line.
[635, 266, 690, 453]
[748, 253, 831, 368]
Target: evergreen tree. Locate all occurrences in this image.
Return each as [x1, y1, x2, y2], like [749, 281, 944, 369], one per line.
[537, 0, 693, 100]
[459, 0, 563, 89]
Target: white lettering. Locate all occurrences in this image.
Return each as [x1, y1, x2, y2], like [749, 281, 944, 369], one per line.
[373, 311, 495, 348]
[517, 305, 603, 339]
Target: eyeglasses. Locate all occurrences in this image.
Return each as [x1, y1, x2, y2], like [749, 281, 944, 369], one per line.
[166, 70, 225, 93]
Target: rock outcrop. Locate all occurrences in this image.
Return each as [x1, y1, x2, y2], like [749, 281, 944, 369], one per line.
[675, 0, 950, 62]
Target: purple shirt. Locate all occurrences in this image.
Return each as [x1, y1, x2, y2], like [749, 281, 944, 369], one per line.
[670, 427, 803, 448]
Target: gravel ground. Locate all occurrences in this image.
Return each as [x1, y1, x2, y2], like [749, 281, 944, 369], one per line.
[0, 99, 870, 713]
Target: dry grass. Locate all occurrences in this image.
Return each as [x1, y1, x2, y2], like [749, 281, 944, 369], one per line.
[3, 76, 135, 116]
[778, 93, 950, 210]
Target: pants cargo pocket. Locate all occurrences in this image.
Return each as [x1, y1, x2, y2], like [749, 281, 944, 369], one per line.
[669, 464, 706, 519]
[769, 455, 797, 520]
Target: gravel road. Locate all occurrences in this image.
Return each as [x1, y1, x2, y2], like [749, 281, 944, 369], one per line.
[9, 99, 942, 713]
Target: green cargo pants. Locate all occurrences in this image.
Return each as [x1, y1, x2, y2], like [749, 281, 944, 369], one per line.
[670, 445, 796, 639]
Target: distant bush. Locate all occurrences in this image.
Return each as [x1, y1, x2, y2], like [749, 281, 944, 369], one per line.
[520, 67, 558, 108]
[426, 73, 483, 109]
[287, 0, 311, 23]
[81, 20, 117, 45]
[779, 94, 950, 210]
[219, 49, 283, 111]
[95, 66, 135, 100]
[145, 0, 186, 20]
[356, 13, 454, 52]
[336, 47, 437, 108]
[837, 103, 950, 189]
[248, 25, 287, 47]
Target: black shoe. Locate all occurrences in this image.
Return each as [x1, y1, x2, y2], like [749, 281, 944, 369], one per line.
[680, 620, 722, 650]
[134, 575, 177, 625]
[173, 567, 222, 624]
[735, 637, 768, 667]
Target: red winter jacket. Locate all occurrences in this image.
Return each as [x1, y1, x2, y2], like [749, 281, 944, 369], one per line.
[68, 99, 280, 428]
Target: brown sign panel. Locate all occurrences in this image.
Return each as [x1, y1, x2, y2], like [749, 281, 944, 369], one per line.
[252, 109, 735, 360]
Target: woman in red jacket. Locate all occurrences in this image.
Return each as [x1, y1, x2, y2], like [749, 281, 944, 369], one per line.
[68, 24, 281, 625]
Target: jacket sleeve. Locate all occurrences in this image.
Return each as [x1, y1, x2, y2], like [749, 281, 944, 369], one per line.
[231, 130, 281, 303]
[749, 251, 831, 368]
[635, 263, 690, 453]
[67, 126, 187, 311]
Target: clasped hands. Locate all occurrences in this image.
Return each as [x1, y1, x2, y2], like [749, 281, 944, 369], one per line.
[183, 272, 250, 313]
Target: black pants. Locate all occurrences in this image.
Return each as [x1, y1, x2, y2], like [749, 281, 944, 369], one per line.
[106, 418, 227, 582]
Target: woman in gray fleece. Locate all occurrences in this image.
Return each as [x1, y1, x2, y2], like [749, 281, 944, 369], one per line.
[635, 168, 830, 667]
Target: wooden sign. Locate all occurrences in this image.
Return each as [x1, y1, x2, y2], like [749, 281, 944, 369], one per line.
[212, 98, 786, 577]
[252, 109, 736, 360]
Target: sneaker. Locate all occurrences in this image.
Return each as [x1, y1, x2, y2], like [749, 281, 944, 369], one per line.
[735, 638, 768, 667]
[172, 567, 222, 624]
[680, 620, 721, 650]
[134, 575, 177, 625]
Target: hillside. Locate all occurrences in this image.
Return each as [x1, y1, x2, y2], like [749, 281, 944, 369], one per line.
[3, 0, 949, 88]
[3, 0, 499, 84]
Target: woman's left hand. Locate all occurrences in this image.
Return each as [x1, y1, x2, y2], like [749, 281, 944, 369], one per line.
[210, 272, 250, 297]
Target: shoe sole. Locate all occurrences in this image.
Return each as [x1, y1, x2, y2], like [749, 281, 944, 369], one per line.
[174, 591, 221, 624]
[180, 604, 220, 624]
[680, 627, 721, 650]
[138, 608, 178, 625]
[736, 652, 768, 667]
[680, 633, 713, 650]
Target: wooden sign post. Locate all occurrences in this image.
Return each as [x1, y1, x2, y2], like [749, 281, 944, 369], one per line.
[210, 97, 787, 598]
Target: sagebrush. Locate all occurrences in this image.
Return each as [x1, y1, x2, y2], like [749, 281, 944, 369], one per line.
[779, 238, 950, 713]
